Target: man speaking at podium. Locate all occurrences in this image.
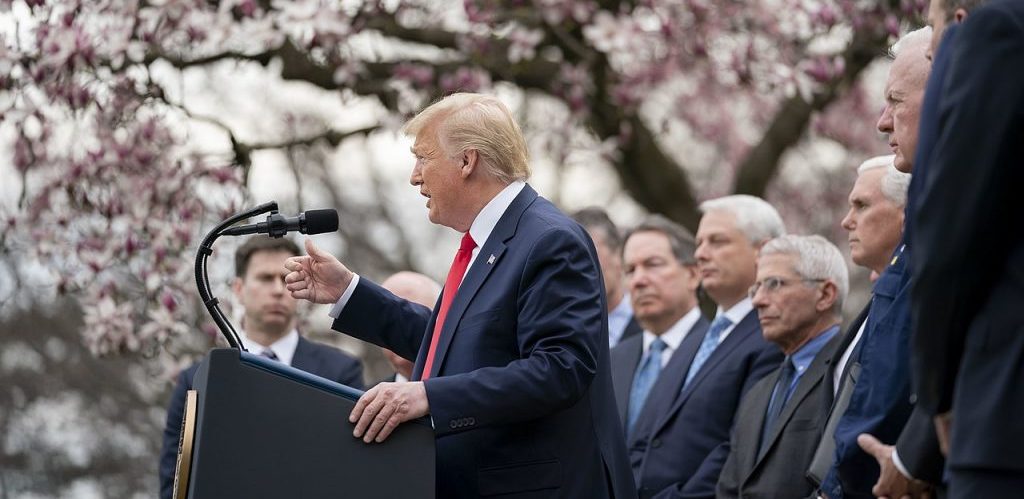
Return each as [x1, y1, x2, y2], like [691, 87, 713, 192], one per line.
[285, 93, 636, 499]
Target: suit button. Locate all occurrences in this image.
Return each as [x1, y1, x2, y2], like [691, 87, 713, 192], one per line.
[468, 417, 475, 425]
[450, 420, 458, 429]
[909, 393, 918, 404]
[651, 438, 661, 448]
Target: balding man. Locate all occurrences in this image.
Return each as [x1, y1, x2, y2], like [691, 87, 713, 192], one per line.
[285, 93, 634, 498]
[379, 272, 442, 382]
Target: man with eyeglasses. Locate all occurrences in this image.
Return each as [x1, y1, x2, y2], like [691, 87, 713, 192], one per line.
[629, 195, 783, 499]
[718, 235, 847, 498]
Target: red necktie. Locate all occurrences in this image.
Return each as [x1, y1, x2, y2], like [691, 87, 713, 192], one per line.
[421, 232, 477, 380]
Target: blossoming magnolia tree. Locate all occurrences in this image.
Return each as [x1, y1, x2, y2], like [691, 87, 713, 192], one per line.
[1, 0, 923, 365]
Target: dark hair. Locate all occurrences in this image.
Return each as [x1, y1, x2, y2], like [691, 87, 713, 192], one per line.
[624, 215, 697, 265]
[571, 207, 623, 253]
[942, 0, 986, 19]
[234, 236, 302, 277]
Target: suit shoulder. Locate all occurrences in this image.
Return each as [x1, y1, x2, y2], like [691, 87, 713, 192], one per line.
[611, 335, 642, 362]
[302, 338, 361, 367]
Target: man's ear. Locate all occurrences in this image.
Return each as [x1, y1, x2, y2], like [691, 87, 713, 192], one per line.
[232, 277, 244, 301]
[460, 149, 479, 179]
[954, 8, 968, 23]
[816, 280, 839, 313]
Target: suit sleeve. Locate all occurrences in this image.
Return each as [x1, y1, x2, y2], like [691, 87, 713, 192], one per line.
[158, 368, 193, 499]
[425, 228, 603, 435]
[911, 5, 1024, 415]
[331, 280, 433, 362]
[894, 406, 944, 484]
[656, 341, 783, 499]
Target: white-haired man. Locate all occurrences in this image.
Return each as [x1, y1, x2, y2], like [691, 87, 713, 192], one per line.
[284, 93, 635, 499]
[816, 28, 934, 499]
[628, 195, 784, 499]
[719, 235, 848, 498]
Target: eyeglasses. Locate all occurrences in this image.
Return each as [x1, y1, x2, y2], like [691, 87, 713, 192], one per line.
[748, 276, 826, 299]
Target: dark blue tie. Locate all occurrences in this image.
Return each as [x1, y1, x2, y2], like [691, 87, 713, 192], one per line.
[260, 349, 279, 361]
[760, 357, 796, 454]
[627, 338, 668, 434]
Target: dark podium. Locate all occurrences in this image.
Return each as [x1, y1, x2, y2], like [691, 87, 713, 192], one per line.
[173, 348, 435, 498]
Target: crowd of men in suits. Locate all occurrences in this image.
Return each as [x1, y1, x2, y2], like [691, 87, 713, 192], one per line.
[160, 0, 1021, 496]
[573, 1, 1024, 496]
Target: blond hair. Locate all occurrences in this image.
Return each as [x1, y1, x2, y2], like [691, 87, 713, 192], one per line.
[403, 93, 531, 184]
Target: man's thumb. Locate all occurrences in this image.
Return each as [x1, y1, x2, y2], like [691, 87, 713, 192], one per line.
[305, 238, 328, 260]
[857, 433, 885, 460]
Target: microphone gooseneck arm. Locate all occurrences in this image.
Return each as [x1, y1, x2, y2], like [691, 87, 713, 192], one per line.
[194, 201, 280, 350]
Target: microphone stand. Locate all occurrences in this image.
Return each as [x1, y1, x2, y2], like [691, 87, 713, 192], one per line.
[194, 201, 280, 350]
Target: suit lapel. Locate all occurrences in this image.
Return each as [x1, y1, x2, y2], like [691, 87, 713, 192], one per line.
[752, 333, 843, 472]
[289, 336, 316, 372]
[738, 371, 775, 475]
[612, 337, 643, 425]
[677, 311, 759, 404]
[426, 185, 539, 379]
[635, 317, 709, 429]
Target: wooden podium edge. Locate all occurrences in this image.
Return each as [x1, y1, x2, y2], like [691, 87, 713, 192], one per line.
[173, 389, 198, 499]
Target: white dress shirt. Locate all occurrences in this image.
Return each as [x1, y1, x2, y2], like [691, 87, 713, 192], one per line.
[640, 307, 702, 367]
[330, 181, 527, 318]
[608, 294, 634, 348]
[241, 329, 300, 366]
[712, 298, 755, 345]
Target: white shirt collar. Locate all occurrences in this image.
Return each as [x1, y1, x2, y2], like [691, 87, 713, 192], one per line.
[241, 329, 299, 366]
[468, 181, 527, 250]
[716, 297, 754, 325]
[642, 306, 702, 353]
[712, 297, 754, 344]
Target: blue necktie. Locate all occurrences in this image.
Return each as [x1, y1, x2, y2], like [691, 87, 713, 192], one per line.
[684, 315, 732, 387]
[759, 356, 796, 455]
[260, 349, 279, 361]
[627, 338, 668, 433]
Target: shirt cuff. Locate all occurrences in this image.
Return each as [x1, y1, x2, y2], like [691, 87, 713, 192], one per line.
[891, 448, 914, 480]
[327, 274, 360, 319]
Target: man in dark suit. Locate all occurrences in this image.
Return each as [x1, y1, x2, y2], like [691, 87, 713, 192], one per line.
[627, 195, 784, 499]
[911, 0, 1024, 495]
[610, 216, 706, 438]
[573, 207, 642, 348]
[285, 93, 635, 499]
[158, 236, 363, 499]
[818, 28, 933, 499]
[719, 235, 847, 498]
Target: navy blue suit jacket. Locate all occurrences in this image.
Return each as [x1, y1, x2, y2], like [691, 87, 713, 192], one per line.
[609, 315, 710, 429]
[822, 245, 914, 499]
[911, 0, 1024, 473]
[157, 336, 363, 499]
[332, 185, 637, 499]
[626, 309, 781, 499]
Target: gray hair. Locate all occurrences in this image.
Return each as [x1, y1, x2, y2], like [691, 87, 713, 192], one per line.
[890, 27, 933, 58]
[760, 235, 849, 315]
[624, 214, 697, 265]
[857, 155, 911, 208]
[403, 93, 531, 184]
[699, 195, 786, 245]
[572, 207, 623, 253]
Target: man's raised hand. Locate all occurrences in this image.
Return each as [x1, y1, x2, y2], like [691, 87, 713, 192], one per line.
[284, 239, 353, 304]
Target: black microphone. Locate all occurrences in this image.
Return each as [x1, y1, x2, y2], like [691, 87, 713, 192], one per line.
[221, 209, 339, 238]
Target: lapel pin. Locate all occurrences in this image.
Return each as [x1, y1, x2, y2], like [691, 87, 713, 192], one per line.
[487, 254, 496, 265]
